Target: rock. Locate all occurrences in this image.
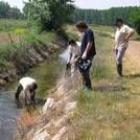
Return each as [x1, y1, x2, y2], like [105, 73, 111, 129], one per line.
[65, 102, 77, 114]
[33, 130, 50, 140]
[43, 98, 55, 113]
[52, 127, 67, 140]
[0, 79, 7, 86]
[54, 115, 68, 129]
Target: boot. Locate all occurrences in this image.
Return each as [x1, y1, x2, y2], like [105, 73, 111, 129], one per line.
[117, 64, 123, 77]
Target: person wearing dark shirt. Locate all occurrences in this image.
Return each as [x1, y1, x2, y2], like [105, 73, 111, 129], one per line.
[76, 21, 96, 90]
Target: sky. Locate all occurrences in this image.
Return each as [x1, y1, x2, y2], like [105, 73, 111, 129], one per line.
[3, 0, 140, 10]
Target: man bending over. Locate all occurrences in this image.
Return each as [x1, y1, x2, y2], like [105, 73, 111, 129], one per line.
[15, 77, 37, 104]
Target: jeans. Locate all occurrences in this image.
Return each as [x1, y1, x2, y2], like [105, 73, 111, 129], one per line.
[115, 47, 126, 65]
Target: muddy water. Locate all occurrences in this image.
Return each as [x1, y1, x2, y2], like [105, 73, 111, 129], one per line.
[0, 52, 66, 140]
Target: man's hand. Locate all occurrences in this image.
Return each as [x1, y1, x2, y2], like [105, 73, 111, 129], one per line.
[125, 29, 134, 42]
[82, 51, 87, 59]
[66, 62, 71, 70]
[124, 37, 129, 42]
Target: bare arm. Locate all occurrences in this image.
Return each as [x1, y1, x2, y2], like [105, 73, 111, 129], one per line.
[125, 28, 134, 41]
[84, 42, 93, 54]
[125, 30, 134, 41]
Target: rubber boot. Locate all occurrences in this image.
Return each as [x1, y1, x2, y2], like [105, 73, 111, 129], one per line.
[117, 64, 123, 77]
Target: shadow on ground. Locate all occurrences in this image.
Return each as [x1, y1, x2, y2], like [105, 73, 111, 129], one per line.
[125, 73, 140, 79]
[94, 84, 127, 93]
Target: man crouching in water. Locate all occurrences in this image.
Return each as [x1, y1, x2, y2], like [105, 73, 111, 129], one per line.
[15, 77, 38, 105]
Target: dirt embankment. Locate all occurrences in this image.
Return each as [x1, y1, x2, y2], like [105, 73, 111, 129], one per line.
[125, 41, 140, 70]
[0, 42, 60, 86]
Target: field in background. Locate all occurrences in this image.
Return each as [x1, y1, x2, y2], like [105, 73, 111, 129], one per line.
[0, 19, 56, 70]
[69, 25, 140, 140]
[93, 24, 140, 41]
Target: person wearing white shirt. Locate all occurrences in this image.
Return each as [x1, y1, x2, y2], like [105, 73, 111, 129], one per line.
[15, 77, 38, 104]
[114, 18, 134, 77]
[67, 40, 81, 77]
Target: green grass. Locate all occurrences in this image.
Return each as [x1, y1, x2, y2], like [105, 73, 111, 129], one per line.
[25, 53, 63, 97]
[71, 25, 140, 140]
[92, 25, 115, 33]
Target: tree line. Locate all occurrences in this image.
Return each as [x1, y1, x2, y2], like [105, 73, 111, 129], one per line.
[0, 1, 23, 19]
[73, 6, 140, 34]
[73, 7, 138, 26]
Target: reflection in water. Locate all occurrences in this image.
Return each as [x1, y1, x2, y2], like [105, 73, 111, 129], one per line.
[0, 91, 21, 140]
[59, 48, 69, 62]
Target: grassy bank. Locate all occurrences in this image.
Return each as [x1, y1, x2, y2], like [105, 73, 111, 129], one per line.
[0, 19, 56, 71]
[71, 25, 140, 140]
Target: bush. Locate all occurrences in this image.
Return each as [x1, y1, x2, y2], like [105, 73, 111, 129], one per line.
[25, 0, 75, 32]
[130, 7, 140, 35]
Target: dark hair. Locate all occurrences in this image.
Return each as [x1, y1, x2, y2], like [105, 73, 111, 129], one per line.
[69, 39, 76, 45]
[76, 21, 88, 29]
[116, 18, 123, 24]
[33, 83, 38, 90]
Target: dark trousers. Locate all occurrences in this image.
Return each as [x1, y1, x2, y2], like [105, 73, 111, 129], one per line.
[15, 84, 36, 102]
[15, 84, 23, 99]
[81, 69, 92, 90]
[79, 57, 93, 90]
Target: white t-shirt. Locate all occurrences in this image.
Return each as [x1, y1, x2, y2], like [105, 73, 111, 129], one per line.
[68, 41, 81, 63]
[115, 24, 133, 49]
[19, 77, 36, 90]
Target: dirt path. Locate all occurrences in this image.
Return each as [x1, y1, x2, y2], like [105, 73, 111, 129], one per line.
[0, 33, 20, 44]
[125, 41, 140, 71]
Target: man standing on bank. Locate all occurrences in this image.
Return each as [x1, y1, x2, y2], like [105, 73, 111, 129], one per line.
[114, 18, 134, 77]
[76, 21, 96, 90]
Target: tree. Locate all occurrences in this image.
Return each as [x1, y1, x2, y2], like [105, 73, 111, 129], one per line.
[130, 7, 140, 35]
[8, 7, 23, 19]
[0, 1, 23, 19]
[0, 1, 10, 18]
[23, 2, 30, 19]
[26, 0, 75, 31]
